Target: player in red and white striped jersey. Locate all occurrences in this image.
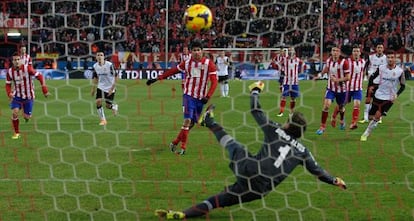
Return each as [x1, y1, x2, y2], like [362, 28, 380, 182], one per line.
[146, 39, 218, 155]
[178, 46, 191, 90]
[5, 53, 50, 139]
[315, 46, 350, 135]
[19, 46, 32, 66]
[269, 49, 286, 92]
[346, 45, 366, 129]
[276, 47, 305, 117]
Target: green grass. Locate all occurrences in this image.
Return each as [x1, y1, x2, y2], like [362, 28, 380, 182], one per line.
[0, 79, 413, 221]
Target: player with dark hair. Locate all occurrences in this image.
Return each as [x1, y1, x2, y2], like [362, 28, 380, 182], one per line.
[315, 46, 350, 134]
[360, 50, 405, 141]
[155, 81, 347, 220]
[359, 43, 387, 124]
[6, 52, 50, 139]
[146, 39, 218, 155]
[90, 51, 119, 126]
[215, 50, 231, 97]
[346, 45, 366, 129]
[276, 47, 305, 117]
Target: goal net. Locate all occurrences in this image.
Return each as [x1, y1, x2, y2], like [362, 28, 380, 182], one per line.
[0, 0, 411, 220]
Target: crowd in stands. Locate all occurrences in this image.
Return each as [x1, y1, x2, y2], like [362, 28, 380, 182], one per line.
[0, 0, 413, 69]
[324, 0, 413, 54]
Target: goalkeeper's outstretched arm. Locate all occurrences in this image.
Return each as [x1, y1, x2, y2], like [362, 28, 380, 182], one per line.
[304, 151, 347, 190]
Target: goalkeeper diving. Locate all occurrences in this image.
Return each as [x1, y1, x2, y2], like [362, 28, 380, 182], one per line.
[155, 81, 347, 219]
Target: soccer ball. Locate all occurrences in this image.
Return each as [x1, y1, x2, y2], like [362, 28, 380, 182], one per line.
[250, 4, 258, 16]
[183, 4, 213, 32]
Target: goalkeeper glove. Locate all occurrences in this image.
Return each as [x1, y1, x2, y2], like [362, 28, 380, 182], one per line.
[200, 96, 209, 104]
[334, 177, 347, 190]
[248, 81, 265, 93]
[146, 79, 158, 86]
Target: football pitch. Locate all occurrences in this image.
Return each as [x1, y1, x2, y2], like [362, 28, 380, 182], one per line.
[0, 79, 413, 221]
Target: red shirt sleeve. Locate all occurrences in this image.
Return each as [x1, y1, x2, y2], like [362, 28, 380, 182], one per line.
[343, 59, 350, 75]
[5, 68, 12, 96]
[158, 66, 180, 80]
[205, 60, 218, 98]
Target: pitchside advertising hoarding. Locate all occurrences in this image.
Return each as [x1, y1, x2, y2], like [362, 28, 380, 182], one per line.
[0, 51, 413, 80]
[1, 63, 413, 80]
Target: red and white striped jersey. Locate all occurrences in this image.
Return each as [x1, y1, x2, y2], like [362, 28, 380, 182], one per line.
[177, 57, 217, 99]
[281, 56, 305, 85]
[179, 53, 191, 63]
[325, 58, 350, 93]
[347, 57, 366, 91]
[6, 64, 42, 99]
[269, 53, 286, 70]
[20, 54, 32, 66]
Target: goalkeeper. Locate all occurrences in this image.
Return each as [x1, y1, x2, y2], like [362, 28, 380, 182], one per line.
[155, 81, 347, 219]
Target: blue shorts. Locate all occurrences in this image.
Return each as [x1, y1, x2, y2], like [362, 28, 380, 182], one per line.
[325, 89, 347, 105]
[182, 94, 204, 123]
[10, 97, 34, 116]
[281, 85, 300, 98]
[347, 90, 362, 103]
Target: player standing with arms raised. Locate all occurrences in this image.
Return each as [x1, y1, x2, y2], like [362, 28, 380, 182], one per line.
[276, 47, 305, 117]
[346, 45, 366, 129]
[360, 50, 405, 141]
[146, 39, 218, 155]
[6, 52, 50, 139]
[316, 46, 350, 135]
[215, 50, 231, 97]
[359, 43, 387, 123]
[90, 51, 119, 126]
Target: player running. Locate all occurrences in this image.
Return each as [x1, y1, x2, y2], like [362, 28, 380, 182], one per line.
[6, 52, 50, 139]
[146, 39, 218, 155]
[91, 51, 119, 126]
[360, 50, 405, 141]
[359, 43, 387, 124]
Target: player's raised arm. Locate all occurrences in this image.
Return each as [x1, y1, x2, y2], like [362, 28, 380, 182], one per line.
[146, 66, 181, 86]
[303, 150, 347, 190]
[247, 81, 281, 140]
